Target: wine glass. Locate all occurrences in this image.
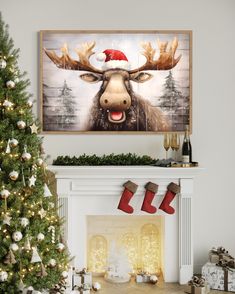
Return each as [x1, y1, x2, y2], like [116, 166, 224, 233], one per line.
[163, 133, 170, 159]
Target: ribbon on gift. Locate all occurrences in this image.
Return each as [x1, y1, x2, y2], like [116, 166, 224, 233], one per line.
[73, 283, 91, 291]
[188, 275, 206, 287]
[75, 268, 88, 275]
[136, 270, 148, 276]
[210, 246, 234, 260]
[216, 260, 234, 292]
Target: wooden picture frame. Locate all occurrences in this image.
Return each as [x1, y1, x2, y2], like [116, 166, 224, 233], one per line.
[40, 30, 192, 134]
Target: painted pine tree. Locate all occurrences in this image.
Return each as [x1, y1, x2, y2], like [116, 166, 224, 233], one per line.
[0, 13, 69, 294]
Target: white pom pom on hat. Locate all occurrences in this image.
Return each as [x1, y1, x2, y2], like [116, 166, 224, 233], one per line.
[96, 52, 106, 62]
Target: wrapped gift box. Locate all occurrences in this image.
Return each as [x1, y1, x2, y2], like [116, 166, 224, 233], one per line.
[185, 284, 210, 294]
[202, 262, 235, 292]
[72, 271, 92, 288]
[136, 274, 151, 283]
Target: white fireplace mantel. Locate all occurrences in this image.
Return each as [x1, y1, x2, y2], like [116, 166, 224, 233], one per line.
[49, 165, 204, 285]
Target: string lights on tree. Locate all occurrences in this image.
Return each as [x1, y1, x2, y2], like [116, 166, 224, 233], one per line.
[0, 13, 70, 293]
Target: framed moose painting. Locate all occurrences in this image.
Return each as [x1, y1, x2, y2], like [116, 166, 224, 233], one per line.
[40, 30, 192, 133]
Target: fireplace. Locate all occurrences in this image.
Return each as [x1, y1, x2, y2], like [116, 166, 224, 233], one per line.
[87, 215, 163, 277]
[50, 165, 203, 284]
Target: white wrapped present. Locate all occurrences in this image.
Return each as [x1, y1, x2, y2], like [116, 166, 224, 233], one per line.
[202, 262, 235, 292]
[72, 269, 92, 288]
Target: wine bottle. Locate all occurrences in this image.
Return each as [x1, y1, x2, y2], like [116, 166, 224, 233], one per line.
[182, 125, 192, 163]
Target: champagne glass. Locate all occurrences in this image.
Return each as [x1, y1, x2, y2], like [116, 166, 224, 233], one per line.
[174, 133, 180, 161]
[163, 133, 170, 159]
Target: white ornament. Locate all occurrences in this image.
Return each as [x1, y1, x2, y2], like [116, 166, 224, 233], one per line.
[5, 139, 11, 154]
[38, 208, 46, 219]
[0, 189, 10, 199]
[9, 138, 19, 147]
[61, 271, 68, 278]
[31, 247, 42, 263]
[21, 152, 31, 161]
[48, 258, 56, 267]
[36, 158, 43, 166]
[56, 243, 65, 252]
[9, 170, 19, 181]
[6, 80, 15, 89]
[10, 243, 19, 251]
[93, 282, 101, 291]
[18, 279, 25, 291]
[27, 100, 33, 107]
[150, 275, 158, 284]
[14, 77, 19, 83]
[0, 58, 7, 69]
[12, 231, 23, 242]
[28, 175, 36, 187]
[44, 183, 52, 197]
[3, 214, 12, 226]
[17, 120, 26, 129]
[37, 233, 45, 241]
[0, 271, 8, 282]
[3, 100, 14, 108]
[27, 286, 34, 291]
[20, 217, 29, 227]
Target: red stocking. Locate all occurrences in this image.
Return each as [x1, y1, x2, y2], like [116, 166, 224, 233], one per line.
[141, 182, 158, 214]
[117, 181, 138, 214]
[159, 182, 180, 214]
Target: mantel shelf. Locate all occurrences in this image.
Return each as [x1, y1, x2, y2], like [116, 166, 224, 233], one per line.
[49, 165, 204, 179]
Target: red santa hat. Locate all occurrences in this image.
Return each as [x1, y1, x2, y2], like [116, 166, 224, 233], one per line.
[96, 49, 130, 70]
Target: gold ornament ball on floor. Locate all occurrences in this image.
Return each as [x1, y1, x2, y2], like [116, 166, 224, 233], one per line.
[93, 282, 101, 291]
[0, 189, 10, 199]
[150, 275, 158, 284]
[61, 271, 68, 278]
[6, 80, 15, 89]
[9, 170, 19, 181]
[21, 152, 31, 161]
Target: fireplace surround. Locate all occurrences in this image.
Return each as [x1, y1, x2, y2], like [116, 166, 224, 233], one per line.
[50, 165, 203, 284]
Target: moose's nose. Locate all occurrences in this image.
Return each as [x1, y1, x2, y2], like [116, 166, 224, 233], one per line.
[100, 93, 131, 111]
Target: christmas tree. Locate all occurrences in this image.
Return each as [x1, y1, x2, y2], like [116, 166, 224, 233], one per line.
[0, 13, 70, 294]
[158, 71, 182, 112]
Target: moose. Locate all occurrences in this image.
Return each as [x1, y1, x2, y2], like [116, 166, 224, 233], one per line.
[44, 38, 181, 131]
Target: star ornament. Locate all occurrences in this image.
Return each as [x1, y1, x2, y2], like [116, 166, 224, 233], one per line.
[30, 123, 38, 134]
[3, 214, 12, 226]
[28, 175, 36, 187]
[38, 208, 46, 219]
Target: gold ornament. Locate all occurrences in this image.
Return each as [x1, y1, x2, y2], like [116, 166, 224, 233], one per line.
[6, 80, 15, 89]
[36, 158, 44, 166]
[30, 123, 38, 134]
[21, 152, 31, 161]
[0, 189, 10, 199]
[9, 170, 19, 181]
[17, 120, 26, 129]
[9, 138, 19, 147]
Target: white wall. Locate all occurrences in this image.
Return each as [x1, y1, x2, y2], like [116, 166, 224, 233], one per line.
[1, 0, 235, 273]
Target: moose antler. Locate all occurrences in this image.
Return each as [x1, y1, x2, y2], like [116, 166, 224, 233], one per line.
[44, 42, 103, 74]
[130, 37, 181, 73]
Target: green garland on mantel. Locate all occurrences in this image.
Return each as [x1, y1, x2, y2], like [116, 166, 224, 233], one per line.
[53, 153, 157, 166]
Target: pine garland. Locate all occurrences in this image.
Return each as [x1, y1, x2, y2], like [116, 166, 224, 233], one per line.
[53, 153, 157, 166]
